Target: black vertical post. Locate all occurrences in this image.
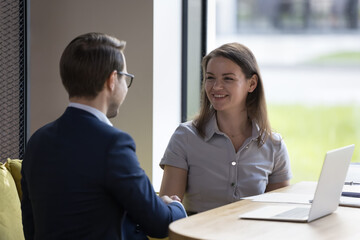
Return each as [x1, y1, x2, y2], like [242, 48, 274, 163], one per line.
[201, 0, 207, 59]
[200, 0, 207, 86]
[18, 0, 28, 159]
[181, 0, 188, 123]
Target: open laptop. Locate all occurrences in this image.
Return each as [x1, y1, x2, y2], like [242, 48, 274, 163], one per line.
[240, 144, 355, 223]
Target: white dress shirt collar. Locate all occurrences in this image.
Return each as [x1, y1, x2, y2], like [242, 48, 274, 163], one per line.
[68, 102, 113, 126]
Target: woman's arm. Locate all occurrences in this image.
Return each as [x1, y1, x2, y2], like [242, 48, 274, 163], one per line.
[265, 180, 290, 192]
[159, 165, 188, 201]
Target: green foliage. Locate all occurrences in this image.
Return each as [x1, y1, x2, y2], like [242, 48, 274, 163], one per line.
[268, 104, 360, 183]
[310, 51, 360, 64]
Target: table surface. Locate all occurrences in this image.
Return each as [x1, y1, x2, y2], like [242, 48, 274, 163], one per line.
[169, 181, 360, 240]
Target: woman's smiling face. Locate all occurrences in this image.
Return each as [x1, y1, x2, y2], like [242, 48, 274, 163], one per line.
[205, 56, 253, 114]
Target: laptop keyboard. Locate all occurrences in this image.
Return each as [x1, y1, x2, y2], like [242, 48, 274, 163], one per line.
[274, 207, 310, 218]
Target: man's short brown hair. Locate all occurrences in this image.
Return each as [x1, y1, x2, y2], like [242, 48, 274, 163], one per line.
[60, 32, 126, 99]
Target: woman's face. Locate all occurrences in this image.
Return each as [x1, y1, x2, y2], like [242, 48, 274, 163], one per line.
[205, 56, 255, 114]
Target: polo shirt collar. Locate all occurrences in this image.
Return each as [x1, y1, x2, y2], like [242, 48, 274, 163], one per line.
[204, 114, 260, 142]
[203, 114, 218, 141]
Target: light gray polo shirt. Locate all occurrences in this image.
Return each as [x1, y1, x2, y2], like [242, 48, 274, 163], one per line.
[160, 115, 292, 213]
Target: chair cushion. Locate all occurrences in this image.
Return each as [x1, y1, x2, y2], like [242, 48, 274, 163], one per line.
[0, 163, 25, 240]
[5, 159, 23, 200]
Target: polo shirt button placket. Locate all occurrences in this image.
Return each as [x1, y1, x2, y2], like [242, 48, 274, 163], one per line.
[231, 161, 237, 187]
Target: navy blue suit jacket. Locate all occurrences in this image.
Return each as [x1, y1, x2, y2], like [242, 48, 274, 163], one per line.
[21, 107, 186, 240]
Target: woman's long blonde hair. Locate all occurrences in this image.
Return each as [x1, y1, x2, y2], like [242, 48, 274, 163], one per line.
[193, 42, 272, 146]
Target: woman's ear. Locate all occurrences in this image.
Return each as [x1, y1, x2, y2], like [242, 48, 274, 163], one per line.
[248, 74, 258, 93]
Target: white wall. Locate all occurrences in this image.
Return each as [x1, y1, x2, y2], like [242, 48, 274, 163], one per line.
[153, 0, 182, 190]
[30, 0, 182, 188]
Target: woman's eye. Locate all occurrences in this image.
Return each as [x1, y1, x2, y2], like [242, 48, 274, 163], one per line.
[224, 77, 234, 81]
[206, 76, 215, 81]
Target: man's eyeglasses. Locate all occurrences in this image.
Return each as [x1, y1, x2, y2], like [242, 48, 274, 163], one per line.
[117, 71, 134, 88]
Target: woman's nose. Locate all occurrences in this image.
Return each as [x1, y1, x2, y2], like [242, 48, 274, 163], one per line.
[212, 79, 224, 89]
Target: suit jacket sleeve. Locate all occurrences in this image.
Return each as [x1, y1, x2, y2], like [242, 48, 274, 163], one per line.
[105, 131, 186, 238]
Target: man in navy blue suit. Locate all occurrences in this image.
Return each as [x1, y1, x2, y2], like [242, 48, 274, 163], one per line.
[21, 32, 186, 240]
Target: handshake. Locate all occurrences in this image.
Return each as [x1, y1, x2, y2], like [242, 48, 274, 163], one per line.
[161, 195, 182, 204]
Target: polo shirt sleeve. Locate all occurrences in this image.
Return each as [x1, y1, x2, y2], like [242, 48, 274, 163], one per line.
[160, 124, 189, 171]
[268, 136, 293, 184]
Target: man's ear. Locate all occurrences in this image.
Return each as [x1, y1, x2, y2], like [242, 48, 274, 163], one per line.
[106, 71, 117, 91]
[248, 74, 258, 93]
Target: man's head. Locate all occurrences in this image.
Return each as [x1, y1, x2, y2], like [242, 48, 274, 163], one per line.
[60, 32, 126, 100]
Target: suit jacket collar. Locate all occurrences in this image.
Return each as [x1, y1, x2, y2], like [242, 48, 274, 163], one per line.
[68, 102, 113, 126]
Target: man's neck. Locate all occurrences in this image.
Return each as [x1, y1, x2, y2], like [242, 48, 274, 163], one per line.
[69, 96, 107, 116]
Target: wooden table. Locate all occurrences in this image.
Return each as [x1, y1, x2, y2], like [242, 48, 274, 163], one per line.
[169, 182, 360, 240]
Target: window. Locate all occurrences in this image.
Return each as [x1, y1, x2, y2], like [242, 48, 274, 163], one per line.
[182, 0, 208, 122]
[214, 0, 360, 183]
